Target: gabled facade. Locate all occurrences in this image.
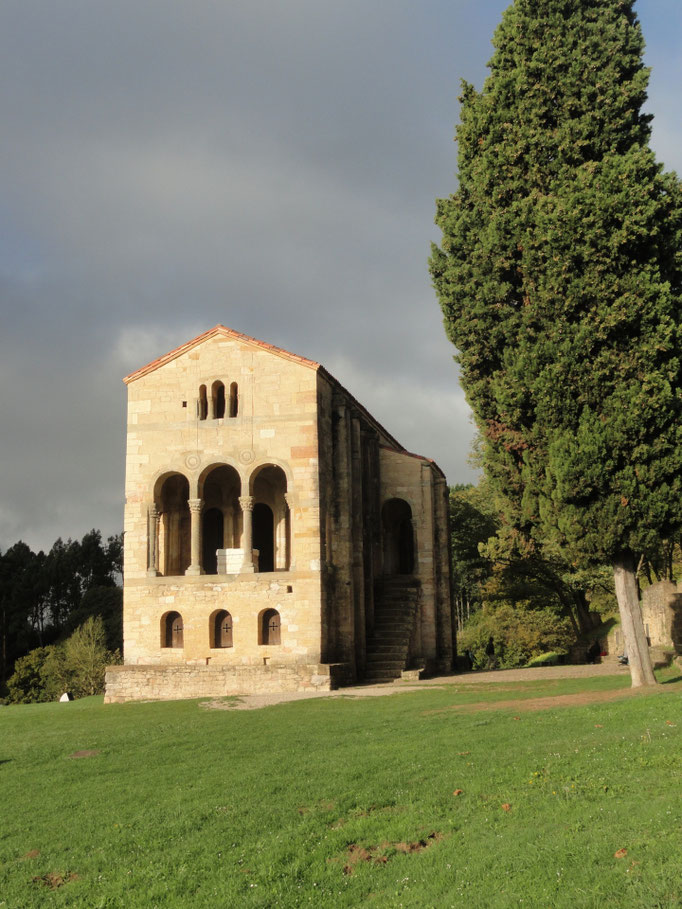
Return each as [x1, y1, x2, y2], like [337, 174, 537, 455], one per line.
[105, 326, 453, 702]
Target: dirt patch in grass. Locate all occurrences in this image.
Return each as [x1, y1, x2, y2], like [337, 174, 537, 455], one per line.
[198, 696, 244, 710]
[339, 833, 441, 875]
[68, 750, 100, 759]
[21, 850, 40, 861]
[32, 872, 78, 890]
[425, 686, 663, 716]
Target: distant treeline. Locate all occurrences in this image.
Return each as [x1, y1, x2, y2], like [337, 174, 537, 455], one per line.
[0, 530, 123, 687]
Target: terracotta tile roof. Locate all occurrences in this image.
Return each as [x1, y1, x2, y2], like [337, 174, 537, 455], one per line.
[123, 323, 445, 478]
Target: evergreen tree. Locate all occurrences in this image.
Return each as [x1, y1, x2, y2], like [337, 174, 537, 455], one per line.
[430, 0, 682, 686]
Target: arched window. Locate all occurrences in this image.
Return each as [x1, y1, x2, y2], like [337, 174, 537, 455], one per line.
[162, 611, 184, 648]
[229, 382, 239, 418]
[260, 609, 281, 645]
[212, 381, 226, 419]
[382, 498, 414, 575]
[211, 609, 233, 648]
[198, 385, 208, 421]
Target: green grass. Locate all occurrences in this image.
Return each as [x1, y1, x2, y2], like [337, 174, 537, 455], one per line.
[2, 670, 682, 908]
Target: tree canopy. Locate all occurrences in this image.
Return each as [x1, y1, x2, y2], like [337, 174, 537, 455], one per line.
[0, 530, 122, 687]
[431, 0, 682, 686]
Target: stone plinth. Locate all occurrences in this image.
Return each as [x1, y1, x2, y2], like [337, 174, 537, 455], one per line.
[104, 661, 349, 703]
[216, 548, 260, 574]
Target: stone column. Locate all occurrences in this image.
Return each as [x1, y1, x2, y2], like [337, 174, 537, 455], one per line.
[208, 390, 216, 420]
[239, 495, 255, 572]
[147, 505, 160, 577]
[186, 498, 203, 575]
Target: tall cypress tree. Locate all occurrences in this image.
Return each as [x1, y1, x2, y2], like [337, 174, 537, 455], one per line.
[430, 0, 682, 686]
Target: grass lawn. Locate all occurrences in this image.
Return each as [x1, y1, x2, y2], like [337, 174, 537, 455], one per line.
[2, 669, 682, 908]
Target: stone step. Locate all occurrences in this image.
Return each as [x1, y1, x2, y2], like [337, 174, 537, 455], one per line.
[365, 660, 405, 671]
[374, 612, 414, 621]
[363, 669, 402, 684]
[368, 640, 408, 653]
[372, 622, 414, 633]
[368, 635, 410, 647]
[377, 595, 420, 604]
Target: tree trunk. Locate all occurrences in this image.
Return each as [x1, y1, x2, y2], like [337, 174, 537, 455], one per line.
[613, 550, 657, 687]
[573, 590, 599, 631]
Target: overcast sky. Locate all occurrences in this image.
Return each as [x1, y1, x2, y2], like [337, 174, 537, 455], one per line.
[1, 1, 680, 552]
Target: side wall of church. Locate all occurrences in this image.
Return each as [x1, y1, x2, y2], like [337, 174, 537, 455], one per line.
[122, 334, 324, 669]
[316, 376, 389, 679]
[317, 373, 454, 680]
[378, 449, 454, 672]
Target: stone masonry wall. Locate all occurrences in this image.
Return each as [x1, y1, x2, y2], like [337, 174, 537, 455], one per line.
[124, 573, 321, 665]
[104, 661, 348, 703]
[641, 580, 682, 651]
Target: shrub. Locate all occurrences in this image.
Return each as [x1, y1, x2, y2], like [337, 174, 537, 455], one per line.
[6, 647, 54, 704]
[526, 651, 566, 667]
[458, 602, 573, 670]
[63, 616, 119, 696]
[6, 617, 120, 703]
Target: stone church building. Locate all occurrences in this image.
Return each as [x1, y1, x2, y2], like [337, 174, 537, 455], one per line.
[105, 325, 453, 702]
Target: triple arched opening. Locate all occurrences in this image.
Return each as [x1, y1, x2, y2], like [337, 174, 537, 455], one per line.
[198, 381, 238, 421]
[152, 463, 290, 576]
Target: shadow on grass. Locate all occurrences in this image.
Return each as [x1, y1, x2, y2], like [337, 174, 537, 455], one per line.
[661, 675, 682, 685]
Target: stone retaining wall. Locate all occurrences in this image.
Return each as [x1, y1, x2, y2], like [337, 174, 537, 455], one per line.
[104, 661, 349, 703]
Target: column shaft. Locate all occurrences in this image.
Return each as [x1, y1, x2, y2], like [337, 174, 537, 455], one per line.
[147, 505, 160, 577]
[186, 498, 203, 575]
[239, 496, 255, 572]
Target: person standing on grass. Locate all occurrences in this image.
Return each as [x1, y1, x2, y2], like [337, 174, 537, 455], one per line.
[485, 636, 495, 670]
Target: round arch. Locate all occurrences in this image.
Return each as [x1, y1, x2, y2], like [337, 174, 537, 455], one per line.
[152, 469, 191, 504]
[249, 464, 290, 572]
[247, 459, 293, 496]
[381, 498, 415, 575]
[258, 608, 281, 645]
[199, 464, 242, 573]
[160, 610, 184, 649]
[155, 473, 191, 576]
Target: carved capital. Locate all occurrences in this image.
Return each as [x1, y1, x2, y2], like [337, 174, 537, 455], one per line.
[239, 495, 254, 512]
[188, 498, 203, 514]
[148, 504, 159, 520]
[283, 492, 292, 509]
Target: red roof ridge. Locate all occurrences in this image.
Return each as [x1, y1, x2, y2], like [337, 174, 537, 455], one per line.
[123, 324, 321, 384]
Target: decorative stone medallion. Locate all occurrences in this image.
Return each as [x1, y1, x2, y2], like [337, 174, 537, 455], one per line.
[239, 449, 255, 465]
[185, 453, 201, 470]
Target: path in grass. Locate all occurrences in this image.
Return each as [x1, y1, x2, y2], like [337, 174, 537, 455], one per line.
[206, 662, 633, 711]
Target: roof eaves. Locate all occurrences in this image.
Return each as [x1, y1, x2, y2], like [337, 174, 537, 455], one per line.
[123, 324, 321, 384]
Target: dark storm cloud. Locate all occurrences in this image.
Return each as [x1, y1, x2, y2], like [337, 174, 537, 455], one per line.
[0, 0, 680, 549]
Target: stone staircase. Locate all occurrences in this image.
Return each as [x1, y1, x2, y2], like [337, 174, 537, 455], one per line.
[363, 578, 420, 684]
